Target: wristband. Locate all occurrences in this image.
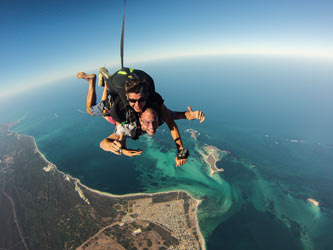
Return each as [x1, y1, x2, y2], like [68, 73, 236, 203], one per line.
[177, 149, 189, 159]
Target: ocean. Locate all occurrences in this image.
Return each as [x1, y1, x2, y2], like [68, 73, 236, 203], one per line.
[1, 55, 333, 250]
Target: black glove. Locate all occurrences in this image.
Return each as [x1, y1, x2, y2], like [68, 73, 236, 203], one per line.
[177, 149, 189, 159]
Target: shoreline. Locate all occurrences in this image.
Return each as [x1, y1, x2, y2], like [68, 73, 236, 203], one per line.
[199, 145, 226, 177]
[207, 154, 225, 177]
[194, 198, 206, 249]
[11, 126, 206, 250]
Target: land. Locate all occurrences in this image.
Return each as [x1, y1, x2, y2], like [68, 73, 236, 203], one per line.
[307, 198, 319, 207]
[0, 124, 205, 250]
[289, 139, 304, 143]
[185, 129, 200, 140]
[199, 145, 228, 176]
[184, 129, 227, 176]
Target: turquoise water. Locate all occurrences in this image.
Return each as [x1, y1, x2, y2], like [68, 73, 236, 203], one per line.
[1, 56, 333, 250]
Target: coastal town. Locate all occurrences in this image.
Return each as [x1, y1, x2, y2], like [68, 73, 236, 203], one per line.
[78, 192, 204, 250]
[125, 194, 203, 250]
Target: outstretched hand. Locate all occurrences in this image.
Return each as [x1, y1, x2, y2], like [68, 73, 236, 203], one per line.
[122, 149, 143, 157]
[186, 106, 205, 123]
[176, 157, 187, 167]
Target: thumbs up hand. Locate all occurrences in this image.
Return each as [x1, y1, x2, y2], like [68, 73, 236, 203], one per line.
[185, 106, 206, 123]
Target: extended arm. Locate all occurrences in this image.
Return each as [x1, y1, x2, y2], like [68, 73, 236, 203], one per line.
[172, 106, 205, 123]
[160, 104, 188, 167]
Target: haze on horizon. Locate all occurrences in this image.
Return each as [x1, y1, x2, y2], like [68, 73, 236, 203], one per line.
[1, 0, 333, 99]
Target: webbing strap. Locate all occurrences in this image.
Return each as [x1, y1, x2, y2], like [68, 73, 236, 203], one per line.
[120, 0, 126, 69]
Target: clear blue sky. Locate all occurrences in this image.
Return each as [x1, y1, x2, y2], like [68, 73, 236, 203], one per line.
[1, 0, 333, 98]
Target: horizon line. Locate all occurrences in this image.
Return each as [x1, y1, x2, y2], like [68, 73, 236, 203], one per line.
[1, 50, 332, 100]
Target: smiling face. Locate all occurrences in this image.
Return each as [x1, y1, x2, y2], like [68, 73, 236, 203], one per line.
[127, 92, 147, 113]
[140, 108, 159, 136]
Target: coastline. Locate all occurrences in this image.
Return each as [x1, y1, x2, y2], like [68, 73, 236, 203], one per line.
[15, 126, 206, 250]
[185, 128, 224, 177]
[194, 198, 206, 249]
[200, 144, 227, 176]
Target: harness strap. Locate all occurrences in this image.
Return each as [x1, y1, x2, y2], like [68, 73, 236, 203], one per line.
[117, 68, 135, 75]
[117, 70, 127, 75]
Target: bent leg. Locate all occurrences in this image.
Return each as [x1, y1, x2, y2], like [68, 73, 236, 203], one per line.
[77, 72, 97, 115]
[101, 81, 108, 102]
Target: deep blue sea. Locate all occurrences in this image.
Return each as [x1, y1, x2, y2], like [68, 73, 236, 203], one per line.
[1, 55, 332, 250]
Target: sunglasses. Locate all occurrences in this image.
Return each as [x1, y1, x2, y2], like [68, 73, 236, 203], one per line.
[128, 97, 147, 103]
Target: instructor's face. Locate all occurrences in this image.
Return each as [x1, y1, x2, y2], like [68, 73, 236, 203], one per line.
[127, 93, 147, 113]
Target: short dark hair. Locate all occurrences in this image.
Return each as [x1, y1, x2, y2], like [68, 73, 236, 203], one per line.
[125, 78, 148, 95]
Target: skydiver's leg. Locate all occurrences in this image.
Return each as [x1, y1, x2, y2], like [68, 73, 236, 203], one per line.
[77, 72, 97, 116]
[101, 83, 114, 123]
[101, 81, 108, 102]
